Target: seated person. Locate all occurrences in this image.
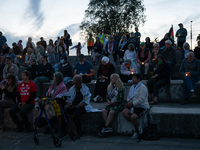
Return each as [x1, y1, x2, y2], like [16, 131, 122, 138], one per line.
[159, 33, 174, 50]
[9, 71, 37, 132]
[128, 32, 139, 48]
[0, 74, 17, 132]
[3, 56, 19, 80]
[149, 43, 162, 71]
[163, 40, 176, 68]
[104, 36, 117, 65]
[47, 45, 56, 66]
[91, 36, 103, 64]
[182, 42, 192, 60]
[122, 74, 149, 139]
[2, 43, 10, 55]
[23, 42, 34, 56]
[136, 42, 150, 79]
[179, 52, 200, 104]
[58, 55, 73, 84]
[27, 59, 38, 80]
[54, 46, 68, 72]
[60, 75, 93, 138]
[74, 54, 95, 83]
[145, 37, 153, 52]
[35, 42, 45, 55]
[194, 41, 200, 60]
[93, 57, 115, 102]
[118, 35, 129, 63]
[147, 55, 171, 105]
[34, 55, 52, 100]
[46, 72, 68, 99]
[124, 44, 137, 64]
[12, 42, 21, 55]
[30, 48, 41, 64]
[25, 48, 33, 66]
[98, 73, 124, 136]
[119, 59, 137, 83]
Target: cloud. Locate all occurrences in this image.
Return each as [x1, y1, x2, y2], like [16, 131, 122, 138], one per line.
[25, 0, 45, 30]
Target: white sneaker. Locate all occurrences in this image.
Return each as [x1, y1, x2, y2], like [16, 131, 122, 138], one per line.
[138, 123, 143, 135]
[35, 97, 39, 102]
[131, 132, 139, 139]
[93, 95, 99, 102]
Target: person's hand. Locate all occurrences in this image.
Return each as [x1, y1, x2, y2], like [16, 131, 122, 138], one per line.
[1, 84, 5, 90]
[125, 100, 132, 108]
[71, 105, 78, 109]
[18, 102, 26, 109]
[185, 72, 191, 77]
[107, 101, 112, 106]
[154, 74, 158, 77]
[178, 34, 181, 37]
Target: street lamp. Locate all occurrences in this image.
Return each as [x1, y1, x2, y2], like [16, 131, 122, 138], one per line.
[191, 21, 193, 50]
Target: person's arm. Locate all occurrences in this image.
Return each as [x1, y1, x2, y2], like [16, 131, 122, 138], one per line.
[169, 50, 176, 63]
[97, 65, 102, 78]
[14, 65, 19, 77]
[3, 87, 17, 99]
[115, 89, 124, 103]
[132, 87, 147, 106]
[144, 50, 151, 63]
[124, 51, 127, 60]
[74, 69, 77, 75]
[190, 60, 200, 77]
[179, 60, 186, 77]
[87, 69, 95, 76]
[181, 29, 187, 37]
[40, 63, 52, 77]
[120, 64, 131, 75]
[25, 91, 36, 104]
[175, 30, 179, 37]
[17, 92, 21, 103]
[3, 66, 6, 79]
[136, 51, 140, 63]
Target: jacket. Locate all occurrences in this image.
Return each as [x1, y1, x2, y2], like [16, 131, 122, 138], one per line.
[97, 63, 115, 80]
[37, 62, 52, 79]
[154, 62, 171, 83]
[58, 62, 73, 78]
[47, 51, 56, 66]
[3, 63, 19, 80]
[93, 42, 103, 53]
[0, 86, 17, 103]
[175, 28, 187, 41]
[57, 83, 93, 112]
[163, 46, 176, 64]
[114, 36, 121, 46]
[120, 61, 137, 75]
[179, 58, 200, 78]
[137, 48, 150, 63]
[27, 64, 38, 80]
[105, 40, 117, 54]
[194, 47, 200, 60]
[127, 83, 149, 109]
[0, 36, 7, 47]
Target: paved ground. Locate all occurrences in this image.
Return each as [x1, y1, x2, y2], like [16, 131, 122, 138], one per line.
[1, 131, 200, 150]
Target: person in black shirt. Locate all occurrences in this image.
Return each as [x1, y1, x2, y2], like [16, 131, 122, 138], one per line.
[27, 59, 38, 80]
[194, 41, 200, 60]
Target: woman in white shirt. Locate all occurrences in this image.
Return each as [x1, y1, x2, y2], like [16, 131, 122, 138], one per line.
[124, 44, 137, 64]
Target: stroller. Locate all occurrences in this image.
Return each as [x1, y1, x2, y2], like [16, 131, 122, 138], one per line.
[34, 97, 77, 147]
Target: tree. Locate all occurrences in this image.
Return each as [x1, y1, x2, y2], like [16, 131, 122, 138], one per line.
[79, 0, 146, 42]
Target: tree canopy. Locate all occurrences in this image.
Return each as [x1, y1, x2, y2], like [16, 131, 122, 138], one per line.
[79, 0, 146, 42]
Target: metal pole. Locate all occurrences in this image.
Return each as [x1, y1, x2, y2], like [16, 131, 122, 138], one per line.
[191, 21, 193, 50]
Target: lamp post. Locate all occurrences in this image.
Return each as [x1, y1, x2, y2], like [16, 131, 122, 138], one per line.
[191, 21, 193, 50]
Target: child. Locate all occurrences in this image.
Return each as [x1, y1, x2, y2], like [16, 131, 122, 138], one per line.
[70, 42, 82, 56]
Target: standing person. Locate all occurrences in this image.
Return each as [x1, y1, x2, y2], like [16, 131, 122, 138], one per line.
[56, 38, 66, 53]
[87, 33, 94, 55]
[3, 56, 19, 80]
[125, 31, 130, 41]
[60, 75, 93, 138]
[58, 55, 73, 84]
[98, 73, 124, 136]
[74, 54, 95, 83]
[134, 27, 141, 43]
[70, 42, 82, 56]
[128, 32, 139, 49]
[118, 35, 129, 63]
[93, 57, 115, 102]
[145, 37, 153, 52]
[163, 40, 176, 68]
[98, 29, 105, 45]
[91, 37, 103, 64]
[0, 32, 7, 53]
[34, 55, 52, 100]
[54, 36, 60, 50]
[9, 71, 37, 132]
[114, 32, 121, 47]
[194, 41, 200, 60]
[26, 37, 35, 48]
[17, 40, 23, 52]
[159, 33, 174, 50]
[0, 74, 17, 132]
[124, 44, 137, 64]
[122, 74, 149, 139]
[27, 59, 38, 80]
[175, 23, 187, 49]
[63, 30, 70, 55]
[119, 59, 137, 83]
[104, 36, 117, 65]
[136, 42, 150, 79]
[147, 55, 171, 105]
[35, 42, 45, 55]
[40, 37, 47, 49]
[179, 52, 200, 104]
[12, 43, 21, 55]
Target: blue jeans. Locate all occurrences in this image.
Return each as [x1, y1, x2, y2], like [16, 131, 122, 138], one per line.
[54, 63, 59, 72]
[183, 76, 199, 98]
[63, 77, 73, 84]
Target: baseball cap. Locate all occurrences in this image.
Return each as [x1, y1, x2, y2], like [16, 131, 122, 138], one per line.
[140, 42, 146, 46]
[78, 54, 84, 60]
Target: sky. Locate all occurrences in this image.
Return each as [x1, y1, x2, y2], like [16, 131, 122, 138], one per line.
[0, 0, 199, 55]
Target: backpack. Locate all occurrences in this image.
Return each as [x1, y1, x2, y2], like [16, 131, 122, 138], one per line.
[137, 105, 160, 142]
[68, 39, 72, 46]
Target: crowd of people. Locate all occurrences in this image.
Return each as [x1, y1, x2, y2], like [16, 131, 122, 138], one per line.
[0, 22, 200, 139]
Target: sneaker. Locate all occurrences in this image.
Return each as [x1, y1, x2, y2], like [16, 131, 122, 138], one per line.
[131, 132, 140, 139]
[102, 126, 113, 133]
[138, 123, 143, 135]
[93, 95, 99, 102]
[0, 125, 4, 132]
[35, 97, 39, 102]
[107, 126, 113, 133]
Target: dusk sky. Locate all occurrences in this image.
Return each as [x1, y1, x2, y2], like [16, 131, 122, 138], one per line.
[0, 0, 199, 55]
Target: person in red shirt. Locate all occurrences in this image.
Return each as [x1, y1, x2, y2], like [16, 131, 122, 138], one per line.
[9, 70, 37, 132]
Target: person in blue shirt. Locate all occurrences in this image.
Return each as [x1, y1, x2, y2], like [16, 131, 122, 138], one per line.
[74, 54, 95, 83]
[0, 32, 7, 53]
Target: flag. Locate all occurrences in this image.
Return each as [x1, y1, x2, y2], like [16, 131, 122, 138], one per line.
[169, 25, 174, 40]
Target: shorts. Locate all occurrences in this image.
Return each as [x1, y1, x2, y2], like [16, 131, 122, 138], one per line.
[129, 107, 147, 118]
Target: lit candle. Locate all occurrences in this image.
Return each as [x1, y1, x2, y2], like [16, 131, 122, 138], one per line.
[185, 73, 188, 76]
[142, 62, 144, 65]
[131, 72, 134, 74]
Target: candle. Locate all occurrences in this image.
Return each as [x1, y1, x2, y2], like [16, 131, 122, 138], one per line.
[185, 73, 188, 76]
[142, 62, 144, 65]
[131, 72, 134, 74]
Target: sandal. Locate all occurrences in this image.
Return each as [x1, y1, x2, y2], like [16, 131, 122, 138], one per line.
[149, 100, 158, 105]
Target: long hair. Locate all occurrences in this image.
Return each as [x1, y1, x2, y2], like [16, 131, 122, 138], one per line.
[107, 73, 124, 92]
[5, 74, 16, 92]
[54, 72, 63, 86]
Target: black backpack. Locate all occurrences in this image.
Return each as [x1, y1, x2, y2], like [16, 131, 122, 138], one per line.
[137, 105, 160, 142]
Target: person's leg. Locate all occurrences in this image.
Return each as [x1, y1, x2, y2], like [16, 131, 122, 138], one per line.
[61, 107, 73, 134]
[9, 104, 21, 125]
[131, 113, 139, 133]
[105, 110, 116, 127]
[144, 63, 149, 75]
[122, 108, 131, 122]
[91, 51, 95, 62]
[136, 62, 141, 74]
[183, 77, 198, 98]
[102, 109, 109, 123]
[73, 107, 86, 133]
[147, 79, 154, 95]
[113, 52, 117, 64]
[0, 100, 15, 125]
[63, 77, 73, 84]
